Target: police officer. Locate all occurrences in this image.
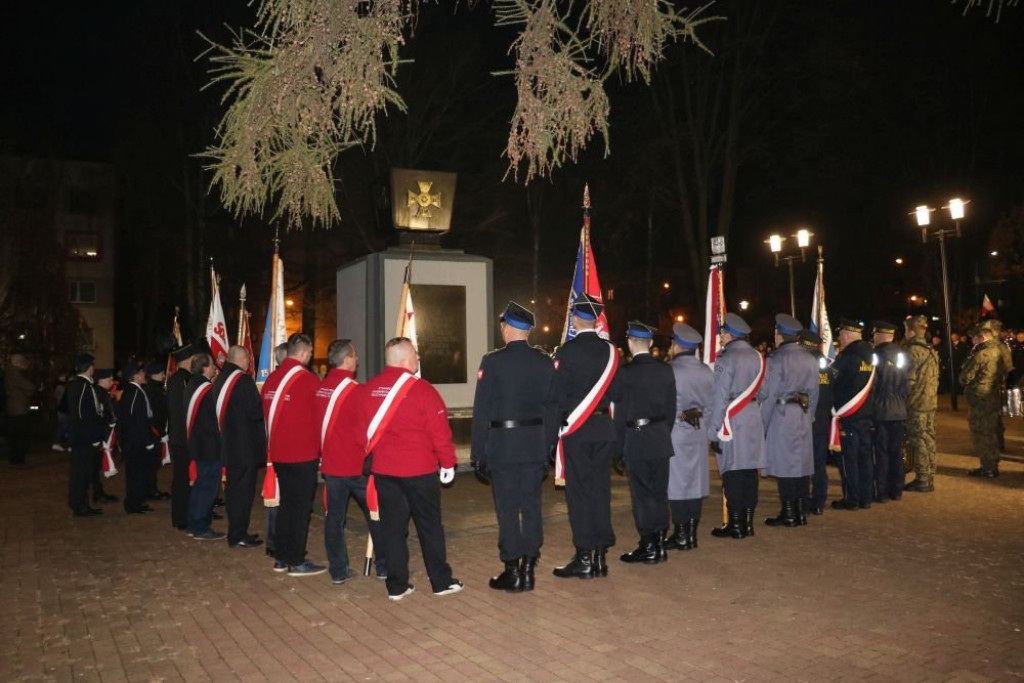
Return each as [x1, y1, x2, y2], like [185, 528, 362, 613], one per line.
[548, 293, 619, 578]
[167, 343, 195, 531]
[961, 320, 1007, 478]
[614, 321, 675, 564]
[798, 330, 834, 514]
[871, 321, 909, 502]
[118, 361, 158, 514]
[759, 314, 818, 528]
[665, 323, 712, 550]
[707, 313, 766, 539]
[831, 318, 875, 510]
[903, 316, 939, 492]
[471, 302, 556, 591]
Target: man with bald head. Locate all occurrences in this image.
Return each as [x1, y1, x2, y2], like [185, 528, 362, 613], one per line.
[214, 345, 266, 548]
[357, 337, 461, 601]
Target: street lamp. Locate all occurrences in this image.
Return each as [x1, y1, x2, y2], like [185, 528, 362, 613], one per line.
[913, 198, 968, 410]
[766, 228, 814, 316]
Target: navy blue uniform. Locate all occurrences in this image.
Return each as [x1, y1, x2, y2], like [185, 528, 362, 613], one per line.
[166, 367, 192, 529]
[872, 342, 909, 501]
[832, 339, 875, 508]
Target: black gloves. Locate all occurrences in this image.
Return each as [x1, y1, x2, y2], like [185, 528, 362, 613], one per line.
[710, 441, 723, 455]
[471, 459, 491, 484]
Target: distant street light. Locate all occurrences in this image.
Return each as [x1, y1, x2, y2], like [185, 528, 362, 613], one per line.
[662, 281, 671, 290]
[765, 228, 814, 316]
[912, 197, 968, 410]
[990, 250, 998, 257]
[739, 300, 750, 311]
[895, 257, 904, 265]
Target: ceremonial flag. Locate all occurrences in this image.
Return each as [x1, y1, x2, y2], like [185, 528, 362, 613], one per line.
[561, 184, 610, 343]
[206, 265, 229, 367]
[396, 254, 419, 350]
[256, 247, 287, 385]
[810, 247, 835, 361]
[981, 293, 996, 317]
[702, 265, 725, 369]
[165, 307, 183, 382]
[101, 430, 118, 478]
[238, 284, 255, 376]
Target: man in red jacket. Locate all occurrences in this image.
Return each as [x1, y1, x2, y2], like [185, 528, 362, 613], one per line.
[357, 337, 462, 601]
[317, 339, 386, 584]
[260, 333, 326, 577]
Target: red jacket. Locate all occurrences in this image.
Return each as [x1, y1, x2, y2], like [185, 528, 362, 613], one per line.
[316, 368, 364, 477]
[260, 358, 321, 464]
[357, 366, 456, 477]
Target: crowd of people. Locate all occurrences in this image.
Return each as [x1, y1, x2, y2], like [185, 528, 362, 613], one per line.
[0, 298, 1015, 602]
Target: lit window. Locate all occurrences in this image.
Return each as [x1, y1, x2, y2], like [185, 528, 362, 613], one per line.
[67, 232, 100, 260]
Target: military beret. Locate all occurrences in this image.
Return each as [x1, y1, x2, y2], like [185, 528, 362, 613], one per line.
[775, 313, 803, 336]
[75, 353, 96, 373]
[872, 320, 898, 335]
[170, 343, 195, 363]
[798, 329, 822, 351]
[626, 320, 657, 340]
[95, 368, 114, 380]
[571, 293, 603, 321]
[838, 318, 864, 333]
[145, 362, 166, 376]
[499, 301, 535, 330]
[672, 323, 702, 350]
[721, 312, 751, 337]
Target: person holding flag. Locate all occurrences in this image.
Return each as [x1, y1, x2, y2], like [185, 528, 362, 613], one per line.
[260, 333, 326, 576]
[706, 313, 766, 540]
[829, 319, 877, 511]
[117, 361, 159, 515]
[185, 352, 224, 540]
[93, 369, 119, 506]
[167, 342, 197, 531]
[214, 345, 266, 548]
[356, 337, 462, 601]
[318, 338, 387, 585]
[548, 294, 620, 579]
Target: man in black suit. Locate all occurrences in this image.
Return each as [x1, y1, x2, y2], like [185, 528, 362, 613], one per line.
[166, 343, 195, 530]
[614, 321, 676, 564]
[547, 293, 620, 579]
[66, 354, 105, 516]
[471, 302, 556, 592]
[117, 361, 158, 514]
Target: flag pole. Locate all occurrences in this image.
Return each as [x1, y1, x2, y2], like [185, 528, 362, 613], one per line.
[238, 284, 247, 346]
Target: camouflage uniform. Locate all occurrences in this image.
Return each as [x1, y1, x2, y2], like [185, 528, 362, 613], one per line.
[960, 333, 1008, 471]
[903, 319, 939, 487]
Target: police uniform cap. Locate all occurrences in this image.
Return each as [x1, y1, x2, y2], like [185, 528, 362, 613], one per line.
[774, 313, 803, 336]
[838, 318, 864, 333]
[672, 323, 702, 350]
[499, 301, 535, 330]
[121, 361, 144, 381]
[145, 362, 166, 376]
[721, 312, 751, 337]
[798, 329, 822, 351]
[626, 320, 657, 340]
[872, 320, 898, 335]
[95, 368, 114, 380]
[571, 293, 603, 321]
[75, 353, 96, 373]
[170, 343, 195, 363]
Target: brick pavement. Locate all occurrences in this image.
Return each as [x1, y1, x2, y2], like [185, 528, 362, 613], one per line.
[1, 408, 1022, 682]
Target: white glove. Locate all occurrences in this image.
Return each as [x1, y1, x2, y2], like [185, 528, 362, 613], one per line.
[161, 435, 169, 443]
[439, 467, 455, 484]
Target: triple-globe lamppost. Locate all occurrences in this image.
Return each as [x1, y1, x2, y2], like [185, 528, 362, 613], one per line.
[913, 198, 968, 411]
[766, 228, 814, 317]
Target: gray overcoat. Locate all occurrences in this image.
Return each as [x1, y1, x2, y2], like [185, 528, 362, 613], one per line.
[669, 353, 713, 499]
[758, 341, 820, 477]
[706, 339, 767, 473]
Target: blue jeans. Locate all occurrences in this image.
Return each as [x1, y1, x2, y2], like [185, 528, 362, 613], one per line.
[188, 459, 221, 535]
[324, 475, 385, 579]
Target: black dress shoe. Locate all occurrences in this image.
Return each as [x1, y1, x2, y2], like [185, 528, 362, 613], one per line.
[872, 496, 889, 504]
[73, 507, 103, 517]
[809, 505, 824, 516]
[94, 494, 118, 504]
[230, 538, 264, 549]
[967, 467, 999, 479]
[593, 548, 609, 577]
[520, 556, 537, 591]
[904, 478, 934, 492]
[620, 535, 659, 564]
[553, 549, 595, 579]
[489, 560, 525, 592]
[830, 499, 859, 511]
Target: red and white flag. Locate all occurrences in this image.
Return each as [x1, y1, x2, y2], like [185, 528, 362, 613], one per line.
[101, 430, 118, 478]
[238, 284, 255, 376]
[206, 266, 229, 368]
[562, 185, 610, 342]
[981, 294, 996, 316]
[703, 264, 725, 369]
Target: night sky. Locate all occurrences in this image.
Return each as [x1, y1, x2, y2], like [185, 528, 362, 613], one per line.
[3, 1, 1022, 353]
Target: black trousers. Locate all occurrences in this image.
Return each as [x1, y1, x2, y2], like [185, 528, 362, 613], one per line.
[169, 443, 191, 528]
[776, 476, 809, 502]
[146, 447, 161, 496]
[563, 436, 616, 551]
[375, 473, 454, 596]
[491, 461, 545, 561]
[626, 458, 670, 535]
[838, 418, 873, 506]
[225, 461, 258, 544]
[123, 447, 149, 512]
[274, 460, 318, 566]
[670, 498, 703, 523]
[90, 448, 108, 499]
[722, 469, 759, 510]
[68, 443, 96, 512]
[873, 420, 905, 500]
[7, 414, 30, 465]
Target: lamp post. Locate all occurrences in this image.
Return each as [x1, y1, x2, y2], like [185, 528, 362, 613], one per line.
[914, 198, 967, 411]
[766, 228, 813, 317]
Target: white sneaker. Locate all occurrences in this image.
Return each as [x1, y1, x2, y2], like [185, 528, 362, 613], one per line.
[433, 580, 464, 596]
[388, 585, 415, 602]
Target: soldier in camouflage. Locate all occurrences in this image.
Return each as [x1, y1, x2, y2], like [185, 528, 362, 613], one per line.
[988, 319, 1014, 453]
[960, 320, 1008, 478]
[902, 316, 939, 492]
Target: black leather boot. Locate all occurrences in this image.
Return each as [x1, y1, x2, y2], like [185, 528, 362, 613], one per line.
[593, 547, 609, 577]
[744, 509, 756, 536]
[711, 510, 746, 539]
[620, 534, 658, 564]
[553, 549, 594, 579]
[489, 560, 524, 592]
[666, 523, 687, 550]
[655, 530, 668, 562]
[764, 500, 799, 528]
[686, 519, 699, 549]
[794, 498, 808, 526]
[520, 556, 537, 591]
[903, 476, 934, 492]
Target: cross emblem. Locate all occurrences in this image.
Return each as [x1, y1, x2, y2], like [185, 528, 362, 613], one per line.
[407, 181, 442, 218]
